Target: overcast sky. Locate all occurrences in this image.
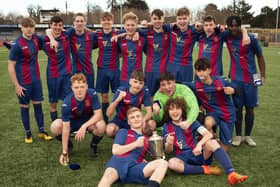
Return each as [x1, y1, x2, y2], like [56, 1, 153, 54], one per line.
[0, 0, 278, 16]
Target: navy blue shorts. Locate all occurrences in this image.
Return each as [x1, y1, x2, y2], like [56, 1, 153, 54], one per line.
[106, 156, 149, 185]
[145, 72, 160, 96]
[47, 74, 71, 103]
[96, 69, 120, 93]
[176, 150, 213, 166]
[166, 63, 193, 83]
[207, 113, 234, 145]
[111, 117, 129, 129]
[232, 80, 258, 107]
[18, 80, 43, 104]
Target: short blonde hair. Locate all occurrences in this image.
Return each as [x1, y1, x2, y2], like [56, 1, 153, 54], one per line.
[127, 107, 142, 117]
[70, 73, 87, 85]
[122, 12, 138, 24]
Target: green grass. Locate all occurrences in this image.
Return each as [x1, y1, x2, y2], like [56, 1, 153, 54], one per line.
[0, 47, 280, 187]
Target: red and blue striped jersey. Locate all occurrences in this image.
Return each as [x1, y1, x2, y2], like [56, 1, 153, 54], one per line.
[42, 32, 72, 78]
[61, 89, 101, 122]
[142, 29, 170, 73]
[194, 76, 235, 123]
[198, 31, 229, 76]
[162, 121, 200, 155]
[226, 34, 262, 83]
[114, 129, 149, 163]
[68, 28, 95, 75]
[113, 85, 151, 121]
[168, 25, 198, 67]
[94, 29, 120, 70]
[118, 36, 146, 82]
[9, 34, 42, 85]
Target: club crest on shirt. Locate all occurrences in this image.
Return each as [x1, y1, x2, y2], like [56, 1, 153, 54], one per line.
[177, 140, 183, 150]
[205, 93, 211, 100]
[203, 44, 208, 51]
[164, 33, 169, 40]
[153, 43, 159, 49]
[85, 100, 91, 107]
[232, 47, 239, 57]
[213, 36, 219, 42]
[127, 50, 134, 58]
[176, 36, 181, 43]
[103, 40, 108, 47]
[76, 43, 81, 50]
[216, 86, 223, 91]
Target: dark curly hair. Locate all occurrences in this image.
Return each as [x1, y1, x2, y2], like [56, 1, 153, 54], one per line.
[163, 97, 187, 123]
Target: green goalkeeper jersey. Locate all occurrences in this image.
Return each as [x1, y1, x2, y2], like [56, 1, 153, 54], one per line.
[153, 83, 199, 125]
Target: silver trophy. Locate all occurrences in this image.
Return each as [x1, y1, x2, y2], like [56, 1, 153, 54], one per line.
[148, 131, 165, 159]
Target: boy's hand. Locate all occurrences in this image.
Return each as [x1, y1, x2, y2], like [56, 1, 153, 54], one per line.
[166, 135, 174, 145]
[192, 143, 202, 156]
[135, 136, 145, 148]
[117, 91, 126, 102]
[224, 86, 234, 95]
[152, 103, 160, 116]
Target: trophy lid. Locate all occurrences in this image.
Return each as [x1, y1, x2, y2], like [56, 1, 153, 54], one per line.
[149, 131, 162, 142]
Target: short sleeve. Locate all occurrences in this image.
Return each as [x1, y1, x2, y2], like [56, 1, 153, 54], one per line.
[89, 89, 101, 110]
[61, 98, 71, 122]
[114, 129, 128, 145]
[143, 86, 151, 107]
[9, 43, 20, 61]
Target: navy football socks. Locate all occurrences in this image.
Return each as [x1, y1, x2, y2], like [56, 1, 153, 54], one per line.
[213, 148, 234, 175]
[50, 111, 57, 121]
[20, 107, 31, 136]
[33, 103, 44, 133]
[102, 102, 109, 123]
[183, 163, 204, 174]
[245, 111, 254, 136]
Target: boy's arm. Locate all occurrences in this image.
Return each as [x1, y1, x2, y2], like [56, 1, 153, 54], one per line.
[8, 60, 26, 97]
[152, 93, 165, 123]
[193, 126, 213, 156]
[257, 54, 266, 84]
[106, 90, 126, 117]
[46, 28, 58, 51]
[112, 136, 144, 155]
[241, 27, 250, 46]
[182, 86, 199, 124]
[143, 106, 152, 121]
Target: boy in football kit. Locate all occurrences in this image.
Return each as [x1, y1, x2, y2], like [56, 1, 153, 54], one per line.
[8, 17, 52, 143]
[51, 73, 106, 163]
[141, 9, 170, 97]
[117, 12, 146, 85]
[162, 97, 248, 185]
[98, 107, 168, 187]
[44, 16, 72, 121]
[94, 12, 121, 124]
[193, 58, 236, 151]
[165, 7, 199, 83]
[225, 16, 266, 147]
[106, 70, 152, 138]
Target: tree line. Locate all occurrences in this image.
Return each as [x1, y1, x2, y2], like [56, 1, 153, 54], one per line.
[0, 0, 279, 28]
